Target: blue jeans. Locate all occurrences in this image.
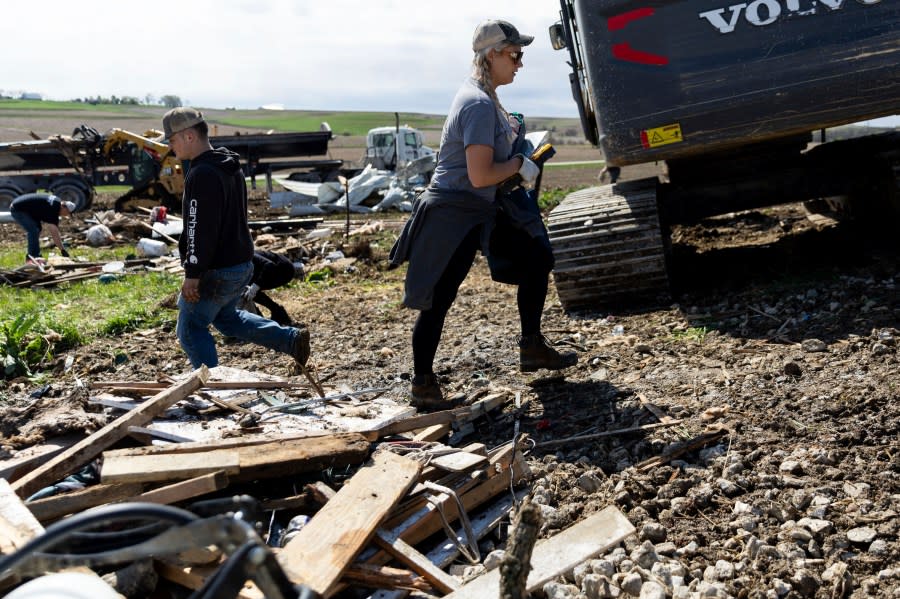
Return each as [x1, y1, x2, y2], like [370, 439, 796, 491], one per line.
[10, 209, 42, 259]
[176, 261, 299, 368]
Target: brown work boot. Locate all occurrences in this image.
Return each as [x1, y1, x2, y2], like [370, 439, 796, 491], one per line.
[410, 374, 465, 412]
[519, 334, 578, 372]
[291, 325, 311, 366]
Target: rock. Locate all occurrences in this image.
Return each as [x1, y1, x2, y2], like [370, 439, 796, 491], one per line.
[796, 517, 833, 536]
[779, 459, 803, 474]
[654, 542, 677, 556]
[783, 361, 802, 376]
[716, 478, 741, 496]
[544, 581, 580, 599]
[620, 571, 643, 596]
[871, 342, 890, 355]
[638, 581, 666, 599]
[790, 569, 819, 596]
[843, 481, 871, 498]
[771, 577, 792, 596]
[868, 539, 889, 555]
[846, 526, 877, 544]
[696, 581, 731, 597]
[631, 541, 661, 569]
[577, 471, 605, 493]
[582, 573, 617, 599]
[676, 541, 699, 558]
[590, 559, 616, 578]
[482, 549, 505, 571]
[640, 522, 667, 543]
[801, 339, 827, 352]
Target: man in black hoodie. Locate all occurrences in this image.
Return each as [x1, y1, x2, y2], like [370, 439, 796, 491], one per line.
[163, 107, 310, 369]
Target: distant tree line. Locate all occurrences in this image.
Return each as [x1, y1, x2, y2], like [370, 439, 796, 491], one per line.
[68, 94, 182, 107]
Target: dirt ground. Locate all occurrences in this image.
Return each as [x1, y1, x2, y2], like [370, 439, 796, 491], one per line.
[1, 176, 898, 598]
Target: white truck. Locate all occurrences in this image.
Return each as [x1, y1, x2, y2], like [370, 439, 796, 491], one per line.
[364, 124, 435, 172]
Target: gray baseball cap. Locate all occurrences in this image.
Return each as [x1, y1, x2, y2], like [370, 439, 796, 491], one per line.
[162, 107, 205, 138]
[472, 20, 534, 52]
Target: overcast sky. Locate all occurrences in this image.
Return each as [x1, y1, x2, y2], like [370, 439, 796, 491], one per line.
[3, 0, 578, 117]
[4, 1, 897, 127]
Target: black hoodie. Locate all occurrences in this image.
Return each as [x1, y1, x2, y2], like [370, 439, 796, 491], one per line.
[179, 148, 254, 279]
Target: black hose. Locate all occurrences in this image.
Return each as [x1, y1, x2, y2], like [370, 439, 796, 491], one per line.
[0, 503, 198, 575]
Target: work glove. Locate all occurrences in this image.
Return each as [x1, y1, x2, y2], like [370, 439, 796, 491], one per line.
[60, 249, 70, 258]
[242, 283, 260, 302]
[516, 154, 540, 190]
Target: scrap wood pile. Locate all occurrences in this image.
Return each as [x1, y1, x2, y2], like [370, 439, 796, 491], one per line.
[0, 365, 639, 598]
[2, 206, 397, 288]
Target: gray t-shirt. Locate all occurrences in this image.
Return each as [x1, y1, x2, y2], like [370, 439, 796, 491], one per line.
[430, 78, 515, 202]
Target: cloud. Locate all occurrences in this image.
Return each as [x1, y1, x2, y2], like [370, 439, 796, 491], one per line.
[4, 1, 576, 116]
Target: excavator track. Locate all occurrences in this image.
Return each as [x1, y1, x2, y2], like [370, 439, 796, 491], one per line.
[547, 179, 670, 311]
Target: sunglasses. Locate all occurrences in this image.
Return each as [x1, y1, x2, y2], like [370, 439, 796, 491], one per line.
[506, 50, 524, 63]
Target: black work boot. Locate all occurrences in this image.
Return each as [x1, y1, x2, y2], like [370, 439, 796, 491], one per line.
[519, 334, 578, 372]
[291, 325, 311, 366]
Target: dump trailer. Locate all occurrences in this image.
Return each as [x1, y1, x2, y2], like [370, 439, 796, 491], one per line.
[0, 126, 339, 213]
[546, 0, 900, 310]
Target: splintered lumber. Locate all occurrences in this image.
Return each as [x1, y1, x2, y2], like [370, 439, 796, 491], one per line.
[360, 441, 525, 576]
[135, 471, 229, 504]
[0, 479, 44, 554]
[279, 451, 422, 597]
[0, 479, 43, 588]
[441, 506, 635, 599]
[342, 564, 433, 592]
[102, 451, 240, 484]
[411, 423, 451, 442]
[25, 482, 143, 523]
[11, 366, 209, 498]
[373, 531, 461, 594]
[101, 433, 370, 485]
[534, 419, 683, 449]
[370, 392, 508, 439]
[430, 450, 488, 473]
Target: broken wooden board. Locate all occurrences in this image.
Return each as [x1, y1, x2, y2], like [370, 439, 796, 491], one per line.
[370, 392, 508, 440]
[279, 451, 422, 597]
[102, 433, 371, 485]
[25, 482, 143, 524]
[373, 531, 461, 594]
[101, 451, 240, 484]
[430, 450, 487, 473]
[11, 366, 208, 498]
[0, 479, 44, 554]
[0, 478, 44, 588]
[441, 506, 635, 599]
[136, 471, 230, 504]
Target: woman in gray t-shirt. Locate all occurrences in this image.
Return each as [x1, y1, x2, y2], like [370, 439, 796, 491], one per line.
[391, 19, 577, 411]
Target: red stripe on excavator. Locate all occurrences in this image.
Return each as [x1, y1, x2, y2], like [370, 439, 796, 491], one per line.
[612, 43, 669, 66]
[607, 8, 655, 31]
[640, 130, 650, 148]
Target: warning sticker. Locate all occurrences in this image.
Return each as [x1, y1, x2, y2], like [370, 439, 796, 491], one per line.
[640, 123, 683, 149]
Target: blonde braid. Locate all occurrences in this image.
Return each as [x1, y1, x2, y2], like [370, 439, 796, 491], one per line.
[472, 45, 509, 119]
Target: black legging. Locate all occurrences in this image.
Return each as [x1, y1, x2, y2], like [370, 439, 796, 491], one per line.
[412, 226, 548, 376]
